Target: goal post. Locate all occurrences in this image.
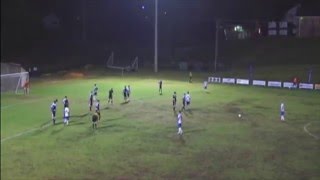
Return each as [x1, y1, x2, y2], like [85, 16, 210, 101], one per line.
[1, 72, 29, 94]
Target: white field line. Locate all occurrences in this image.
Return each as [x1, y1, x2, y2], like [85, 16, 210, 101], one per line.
[304, 122, 319, 140]
[1, 98, 50, 110]
[1, 122, 51, 143]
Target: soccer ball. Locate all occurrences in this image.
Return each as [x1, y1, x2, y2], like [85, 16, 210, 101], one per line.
[238, 114, 242, 118]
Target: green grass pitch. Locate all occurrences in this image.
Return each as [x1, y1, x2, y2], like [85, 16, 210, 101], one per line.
[1, 70, 320, 179]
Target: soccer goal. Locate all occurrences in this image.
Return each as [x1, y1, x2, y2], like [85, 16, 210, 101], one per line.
[106, 52, 139, 75]
[1, 63, 30, 94]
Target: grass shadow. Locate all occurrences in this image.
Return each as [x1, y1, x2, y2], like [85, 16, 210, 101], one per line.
[178, 135, 186, 145]
[184, 128, 206, 133]
[71, 113, 90, 118]
[102, 107, 110, 110]
[96, 124, 116, 130]
[51, 127, 64, 135]
[120, 101, 130, 105]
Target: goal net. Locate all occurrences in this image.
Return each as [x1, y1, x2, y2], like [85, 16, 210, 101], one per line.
[1, 63, 30, 94]
[106, 52, 139, 75]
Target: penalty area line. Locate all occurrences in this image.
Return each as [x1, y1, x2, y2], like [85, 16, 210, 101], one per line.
[304, 122, 319, 140]
[1, 122, 51, 143]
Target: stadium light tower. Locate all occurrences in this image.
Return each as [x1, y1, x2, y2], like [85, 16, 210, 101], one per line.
[154, 0, 158, 73]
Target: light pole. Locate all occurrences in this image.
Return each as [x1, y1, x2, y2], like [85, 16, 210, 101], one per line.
[154, 0, 158, 73]
[214, 19, 219, 72]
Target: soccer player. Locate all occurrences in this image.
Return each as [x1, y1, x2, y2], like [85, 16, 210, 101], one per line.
[177, 110, 183, 135]
[93, 84, 98, 101]
[280, 103, 285, 121]
[203, 80, 208, 90]
[185, 91, 191, 109]
[189, 71, 192, 83]
[172, 92, 177, 111]
[62, 96, 69, 108]
[127, 85, 131, 100]
[108, 88, 114, 104]
[182, 93, 186, 111]
[92, 112, 99, 129]
[89, 91, 93, 111]
[159, 80, 163, 95]
[50, 99, 58, 125]
[64, 106, 70, 126]
[123, 86, 127, 102]
[95, 99, 101, 120]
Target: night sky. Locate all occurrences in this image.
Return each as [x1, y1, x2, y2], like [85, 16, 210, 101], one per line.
[1, 0, 318, 58]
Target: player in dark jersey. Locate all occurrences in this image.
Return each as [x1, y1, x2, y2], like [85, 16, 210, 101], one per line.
[95, 99, 101, 120]
[127, 85, 131, 100]
[108, 88, 114, 104]
[92, 112, 99, 129]
[89, 91, 93, 111]
[172, 92, 177, 111]
[159, 80, 163, 95]
[123, 86, 127, 102]
[93, 84, 98, 101]
[50, 99, 58, 125]
[63, 96, 69, 108]
[182, 93, 186, 111]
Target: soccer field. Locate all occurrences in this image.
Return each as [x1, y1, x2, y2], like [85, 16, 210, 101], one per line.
[1, 70, 320, 179]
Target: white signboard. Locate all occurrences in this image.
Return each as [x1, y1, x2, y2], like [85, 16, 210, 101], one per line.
[279, 29, 288, 36]
[236, 79, 249, 85]
[268, 81, 282, 88]
[279, 21, 288, 28]
[222, 78, 236, 84]
[208, 77, 221, 83]
[299, 83, 314, 90]
[268, 30, 277, 36]
[253, 80, 266, 86]
[268, 21, 277, 28]
[315, 84, 320, 90]
[283, 82, 294, 88]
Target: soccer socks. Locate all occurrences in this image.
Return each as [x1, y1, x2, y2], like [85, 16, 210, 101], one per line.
[178, 128, 183, 135]
[281, 115, 285, 121]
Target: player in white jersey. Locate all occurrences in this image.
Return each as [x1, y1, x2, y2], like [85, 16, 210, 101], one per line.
[177, 111, 183, 135]
[185, 91, 191, 109]
[203, 80, 208, 90]
[280, 103, 285, 121]
[64, 107, 70, 126]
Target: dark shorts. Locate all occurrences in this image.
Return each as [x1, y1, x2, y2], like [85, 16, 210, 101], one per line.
[173, 101, 176, 106]
[52, 111, 56, 117]
[187, 101, 190, 105]
[109, 95, 112, 99]
[92, 116, 98, 122]
[280, 111, 285, 116]
[177, 123, 182, 128]
[64, 116, 69, 120]
[94, 92, 97, 96]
